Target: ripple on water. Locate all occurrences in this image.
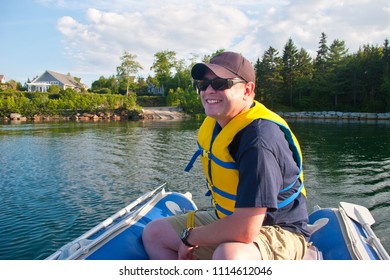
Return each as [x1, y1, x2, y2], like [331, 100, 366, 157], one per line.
[1, 120, 389, 259]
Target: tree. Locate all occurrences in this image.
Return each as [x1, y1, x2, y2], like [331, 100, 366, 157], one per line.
[256, 46, 283, 109]
[327, 39, 348, 67]
[312, 32, 331, 109]
[281, 38, 299, 107]
[172, 58, 192, 90]
[356, 44, 384, 111]
[295, 48, 314, 109]
[151, 50, 178, 95]
[91, 76, 119, 94]
[116, 51, 143, 96]
[326, 39, 349, 106]
[201, 49, 225, 63]
[135, 77, 149, 96]
[383, 38, 390, 69]
[7, 80, 18, 90]
[48, 85, 61, 94]
[315, 32, 329, 74]
[381, 39, 390, 110]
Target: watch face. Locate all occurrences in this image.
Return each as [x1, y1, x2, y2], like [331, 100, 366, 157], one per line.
[181, 229, 188, 239]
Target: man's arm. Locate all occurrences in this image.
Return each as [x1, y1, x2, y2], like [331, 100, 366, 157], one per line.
[178, 207, 266, 259]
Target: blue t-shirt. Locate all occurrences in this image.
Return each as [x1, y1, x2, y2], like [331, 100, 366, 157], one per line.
[226, 118, 310, 239]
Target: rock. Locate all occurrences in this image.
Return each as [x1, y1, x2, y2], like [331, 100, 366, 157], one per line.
[111, 114, 121, 120]
[10, 113, 21, 120]
[140, 106, 190, 120]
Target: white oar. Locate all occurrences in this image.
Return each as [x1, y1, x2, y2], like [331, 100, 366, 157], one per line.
[78, 182, 166, 240]
[340, 201, 390, 260]
[46, 182, 166, 259]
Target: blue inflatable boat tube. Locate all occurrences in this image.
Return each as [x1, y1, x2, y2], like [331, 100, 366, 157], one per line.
[46, 186, 389, 260]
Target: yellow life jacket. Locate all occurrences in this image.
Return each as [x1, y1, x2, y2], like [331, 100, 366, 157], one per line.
[185, 101, 306, 218]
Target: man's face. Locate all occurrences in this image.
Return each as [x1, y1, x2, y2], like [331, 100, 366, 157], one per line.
[200, 71, 248, 127]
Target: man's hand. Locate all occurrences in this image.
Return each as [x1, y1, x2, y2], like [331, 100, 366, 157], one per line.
[178, 243, 199, 260]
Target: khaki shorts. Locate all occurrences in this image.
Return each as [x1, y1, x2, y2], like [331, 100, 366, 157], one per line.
[167, 210, 308, 260]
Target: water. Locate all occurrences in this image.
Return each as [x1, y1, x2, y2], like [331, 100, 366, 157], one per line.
[0, 119, 389, 260]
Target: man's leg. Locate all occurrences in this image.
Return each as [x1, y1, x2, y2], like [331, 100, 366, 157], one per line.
[213, 226, 308, 260]
[212, 242, 263, 260]
[142, 218, 181, 259]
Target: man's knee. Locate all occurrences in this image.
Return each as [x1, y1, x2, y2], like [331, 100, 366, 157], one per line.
[212, 243, 243, 260]
[142, 218, 180, 260]
[142, 218, 180, 248]
[142, 219, 162, 244]
[213, 242, 262, 260]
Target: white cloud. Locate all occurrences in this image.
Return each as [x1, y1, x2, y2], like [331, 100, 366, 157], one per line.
[51, 0, 390, 85]
[56, 2, 254, 80]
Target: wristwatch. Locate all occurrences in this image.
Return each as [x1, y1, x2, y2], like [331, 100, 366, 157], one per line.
[180, 227, 195, 247]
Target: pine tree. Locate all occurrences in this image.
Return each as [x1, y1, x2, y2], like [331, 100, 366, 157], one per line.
[282, 38, 299, 107]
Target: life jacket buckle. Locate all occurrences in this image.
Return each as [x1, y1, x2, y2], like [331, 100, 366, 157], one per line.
[202, 149, 210, 158]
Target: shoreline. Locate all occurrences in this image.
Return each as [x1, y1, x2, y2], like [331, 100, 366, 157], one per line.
[278, 111, 390, 121]
[2, 108, 390, 123]
[140, 106, 191, 120]
[1, 106, 191, 123]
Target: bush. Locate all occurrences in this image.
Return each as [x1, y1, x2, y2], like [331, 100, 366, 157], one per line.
[179, 87, 204, 115]
[137, 96, 166, 107]
[0, 89, 137, 117]
[166, 88, 181, 106]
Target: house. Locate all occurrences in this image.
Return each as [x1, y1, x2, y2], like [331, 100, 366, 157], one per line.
[0, 75, 5, 84]
[27, 70, 88, 92]
[147, 83, 164, 96]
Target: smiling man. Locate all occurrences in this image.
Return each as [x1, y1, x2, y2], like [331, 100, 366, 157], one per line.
[142, 51, 311, 260]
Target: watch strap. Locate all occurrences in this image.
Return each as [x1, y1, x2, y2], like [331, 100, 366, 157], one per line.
[181, 227, 195, 247]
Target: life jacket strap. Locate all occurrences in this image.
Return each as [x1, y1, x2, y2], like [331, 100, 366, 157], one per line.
[185, 146, 237, 172]
[210, 184, 237, 200]
[279, 167, 302, 193]
[215, 203, 233, 217]
[186, 210, 197, 228]
[185, 148, 202, 172]
[277, 183, 305, 209]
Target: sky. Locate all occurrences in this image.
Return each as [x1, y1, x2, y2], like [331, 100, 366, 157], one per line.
[1, 0, 389, 87]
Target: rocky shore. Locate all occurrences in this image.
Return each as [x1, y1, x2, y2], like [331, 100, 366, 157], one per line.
[278, 111, 390, 120]
[140, 106, 190, 120]
[3, 106, 190, 122]
[3, 108, 390, 122]
[4, 111, 131, 122]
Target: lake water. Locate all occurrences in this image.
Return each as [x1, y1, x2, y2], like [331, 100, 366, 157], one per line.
[0, 119, 389, 260]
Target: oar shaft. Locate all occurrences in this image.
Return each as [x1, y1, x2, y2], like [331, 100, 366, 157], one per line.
[356, 210, 390, 260]
[361, 224, 390, 260]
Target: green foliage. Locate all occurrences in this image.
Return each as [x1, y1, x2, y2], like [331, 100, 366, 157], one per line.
[254, 35, 390, 112]
[135, 77, 149, 96]
[0, 89, 137, 118]
[48, 85, 61, 94]
[179, 87, 203, 115]
[151, 50, 180, 95]
[166, 88, 181, 106]
[137, 96, 166, 107]
[91, 75, 119, 94]
[117, 51, 143, 96]
[255, 46, 283, 109]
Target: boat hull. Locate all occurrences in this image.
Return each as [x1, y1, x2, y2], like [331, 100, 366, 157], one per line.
[308, 206, 382, 260]
[46, 188, 388, 260]
[86, 191, 197, 260]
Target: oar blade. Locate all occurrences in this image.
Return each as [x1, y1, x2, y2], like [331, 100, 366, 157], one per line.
[339, 201, 375, 226]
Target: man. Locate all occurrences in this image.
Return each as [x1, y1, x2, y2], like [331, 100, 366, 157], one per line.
[142, 51, 310, 260]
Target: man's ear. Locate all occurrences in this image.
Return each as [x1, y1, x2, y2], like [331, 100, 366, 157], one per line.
[243, 82, 255, 99]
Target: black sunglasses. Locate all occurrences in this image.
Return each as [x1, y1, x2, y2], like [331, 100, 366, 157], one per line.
[195, 78, 246, 92]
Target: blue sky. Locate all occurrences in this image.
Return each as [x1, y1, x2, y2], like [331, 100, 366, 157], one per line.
[1, 0, 389, 87]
